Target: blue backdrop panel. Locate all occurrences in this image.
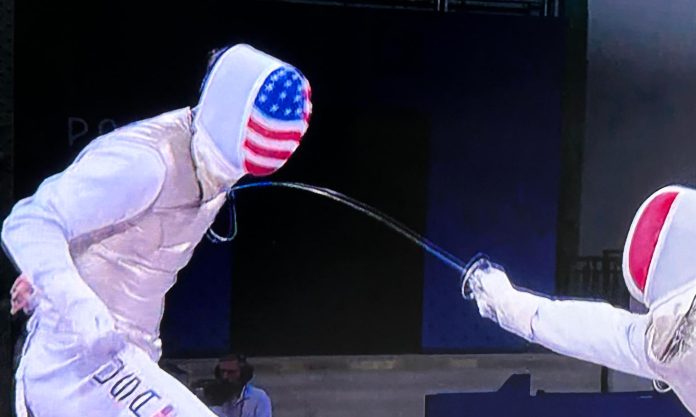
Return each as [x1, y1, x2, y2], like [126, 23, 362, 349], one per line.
[160, 239, 232, 357]
[420, 21, 563, 352]
[426, 374, 691, 417]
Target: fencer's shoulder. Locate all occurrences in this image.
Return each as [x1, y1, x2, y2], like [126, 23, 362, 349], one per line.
[109, 107, 193, 144]
[132, 107, 192, 130]
[70, 126, 168, 189]
[649, 280, 696, 314]
[76, 107, 193, 170]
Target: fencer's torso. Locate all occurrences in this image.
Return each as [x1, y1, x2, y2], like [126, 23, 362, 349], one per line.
[644, 284, 696, 415]
[69, 108, 226, 360]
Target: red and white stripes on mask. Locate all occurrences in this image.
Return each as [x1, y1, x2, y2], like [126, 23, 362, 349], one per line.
[242, 66, 312, 176]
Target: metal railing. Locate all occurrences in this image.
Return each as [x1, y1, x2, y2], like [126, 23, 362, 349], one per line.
[562, 250, 631, 308]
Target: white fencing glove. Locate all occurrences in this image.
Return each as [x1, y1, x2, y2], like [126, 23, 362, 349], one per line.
[462, 255, 549, 341]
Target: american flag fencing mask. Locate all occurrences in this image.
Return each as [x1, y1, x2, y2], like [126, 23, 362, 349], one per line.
[242, 66, 312, 176]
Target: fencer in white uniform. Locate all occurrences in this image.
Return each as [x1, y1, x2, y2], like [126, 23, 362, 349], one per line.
[465, 185, 696, 415]
[2, 44, 312, 417]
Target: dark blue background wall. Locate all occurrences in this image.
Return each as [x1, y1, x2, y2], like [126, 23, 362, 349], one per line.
[418, 18, 562, 352]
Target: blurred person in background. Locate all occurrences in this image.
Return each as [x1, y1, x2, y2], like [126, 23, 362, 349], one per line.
[205, 354, 271, 417]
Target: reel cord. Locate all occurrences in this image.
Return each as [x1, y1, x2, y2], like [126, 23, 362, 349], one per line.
[206, 181, 468, 275]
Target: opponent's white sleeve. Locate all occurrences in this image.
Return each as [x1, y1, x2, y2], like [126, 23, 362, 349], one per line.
[1, 139, 166, 339]
[469, 264, 656, 379]
[530, 298, 656, 379]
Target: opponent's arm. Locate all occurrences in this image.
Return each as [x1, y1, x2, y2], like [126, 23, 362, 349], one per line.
[466, 259, 656, 379]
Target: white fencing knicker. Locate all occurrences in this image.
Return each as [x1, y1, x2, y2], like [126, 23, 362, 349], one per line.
[15, 308, 218, 417]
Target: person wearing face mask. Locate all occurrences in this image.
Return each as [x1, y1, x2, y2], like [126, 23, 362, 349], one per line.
[2, 44, 311, 417]
[464, 185, 696, 416]
[205, 354, 270, 417]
